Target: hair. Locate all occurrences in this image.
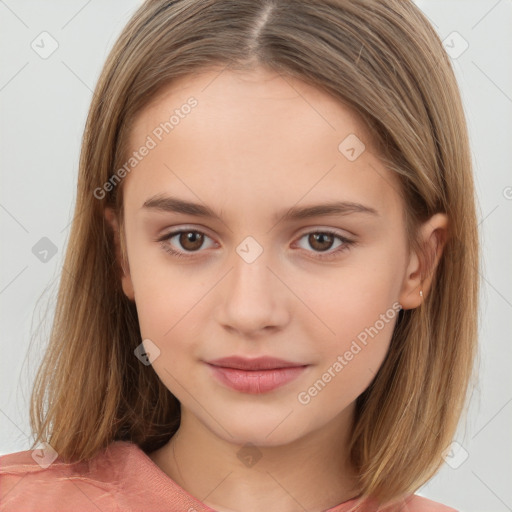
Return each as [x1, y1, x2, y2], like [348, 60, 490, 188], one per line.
[29, 0, 480, 507]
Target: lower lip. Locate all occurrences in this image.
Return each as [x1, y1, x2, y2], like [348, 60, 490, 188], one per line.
[207, 364, 308, 394]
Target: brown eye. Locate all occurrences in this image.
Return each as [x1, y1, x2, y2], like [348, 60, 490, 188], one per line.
[295, 230, 355, 260]
[307, 233, 335, 252]
[177, 231, 205, 251]
[159, 229, 215, 258]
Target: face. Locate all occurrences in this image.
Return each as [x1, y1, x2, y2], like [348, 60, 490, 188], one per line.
[109, 66, 419, 447]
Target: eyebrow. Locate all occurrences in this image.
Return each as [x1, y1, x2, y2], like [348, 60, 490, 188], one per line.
[141, 194, 379, 222]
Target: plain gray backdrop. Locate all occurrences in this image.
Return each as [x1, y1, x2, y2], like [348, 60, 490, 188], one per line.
[1, 1, 511, 511]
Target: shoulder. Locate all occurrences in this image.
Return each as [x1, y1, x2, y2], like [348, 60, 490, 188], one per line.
[0, 441, 132, 512]
[332, 493, 458, 512]
[399, 494, 458, 511]
[0, 441, 214, 512]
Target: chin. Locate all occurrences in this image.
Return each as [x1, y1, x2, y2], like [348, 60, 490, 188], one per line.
[206, 413, 310, 448]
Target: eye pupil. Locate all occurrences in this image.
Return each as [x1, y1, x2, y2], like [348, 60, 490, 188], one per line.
[309, 233, 333, 252]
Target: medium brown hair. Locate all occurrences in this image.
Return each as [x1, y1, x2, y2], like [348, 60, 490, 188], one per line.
[29, 0, 480, 506]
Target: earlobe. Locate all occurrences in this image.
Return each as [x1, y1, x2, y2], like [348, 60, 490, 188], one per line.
[104, 207, 135, 301]
[399, 213, 449, 310]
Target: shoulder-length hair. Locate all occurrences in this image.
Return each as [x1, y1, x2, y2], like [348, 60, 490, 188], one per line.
[30, 0, 480, 506]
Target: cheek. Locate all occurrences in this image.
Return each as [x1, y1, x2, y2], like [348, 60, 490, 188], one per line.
[295, 300, 398, 413]
[294, 255, 401, 345]
[134, 276, 203, 348]
[126, 246, 201, 351]
[292, 259, 401, 395]
[130, 262, 206, 402]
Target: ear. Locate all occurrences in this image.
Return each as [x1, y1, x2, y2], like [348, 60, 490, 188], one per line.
[399, 213, 449, 310]
[104, 207, 135, 301]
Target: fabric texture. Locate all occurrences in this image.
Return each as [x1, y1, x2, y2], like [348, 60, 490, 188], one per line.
[0, 440, 457, 511]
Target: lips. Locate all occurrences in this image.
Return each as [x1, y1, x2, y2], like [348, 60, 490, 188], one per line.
[206, 356, 309, 393]
[207, 356, 306, 370]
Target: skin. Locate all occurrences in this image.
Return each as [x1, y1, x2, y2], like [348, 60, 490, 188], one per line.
[105, 66, 448, 512]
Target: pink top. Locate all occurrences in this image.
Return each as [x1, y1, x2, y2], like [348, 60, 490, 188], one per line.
[0, 440, 456, 511]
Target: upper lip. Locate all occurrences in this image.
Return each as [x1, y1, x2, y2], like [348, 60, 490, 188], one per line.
[206, 356, 308, 370]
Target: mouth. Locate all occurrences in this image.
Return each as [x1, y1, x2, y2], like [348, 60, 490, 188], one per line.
[205, 356, 310, 394]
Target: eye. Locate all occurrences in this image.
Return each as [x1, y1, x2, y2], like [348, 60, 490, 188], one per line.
[157, 228, 356, 261]
[158, 229, 216, 259]
[294, 230, 355, 260]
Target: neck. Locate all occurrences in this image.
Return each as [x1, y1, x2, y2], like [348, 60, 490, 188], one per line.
[149, 404, 360, 512]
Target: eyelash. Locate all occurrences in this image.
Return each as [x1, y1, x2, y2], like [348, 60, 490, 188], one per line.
[157, 228, 356, 261]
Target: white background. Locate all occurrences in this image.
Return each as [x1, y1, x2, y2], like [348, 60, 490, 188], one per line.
[1, 1, 511, 511]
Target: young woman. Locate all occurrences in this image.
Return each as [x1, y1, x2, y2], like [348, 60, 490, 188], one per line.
[0, 1, 479, 511]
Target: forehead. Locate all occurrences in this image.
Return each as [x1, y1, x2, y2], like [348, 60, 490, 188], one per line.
[134, 66, 374, 143]
[123, 66, 404, 223]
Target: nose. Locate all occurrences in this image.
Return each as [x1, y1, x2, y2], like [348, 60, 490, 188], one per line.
[215, 247, 291, 338]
